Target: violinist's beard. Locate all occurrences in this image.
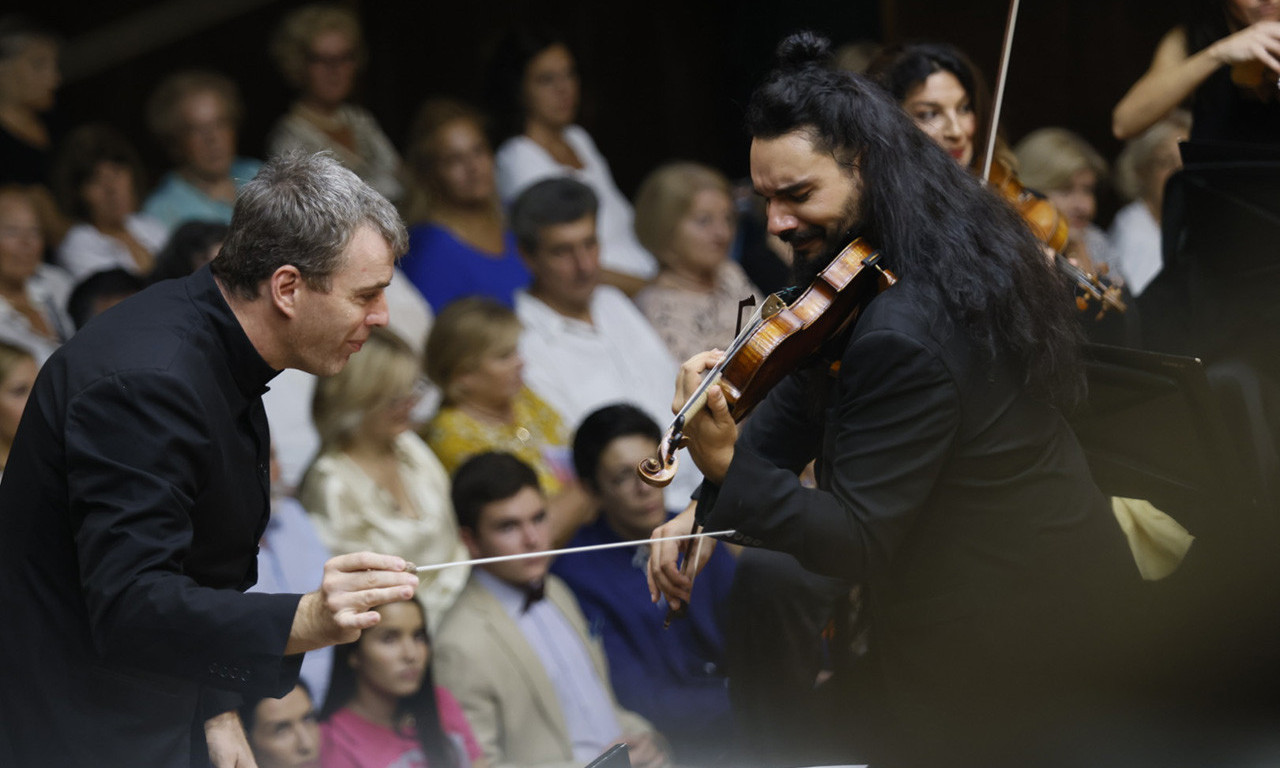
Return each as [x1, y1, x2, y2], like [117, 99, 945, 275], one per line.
[789, 220, 863, 288]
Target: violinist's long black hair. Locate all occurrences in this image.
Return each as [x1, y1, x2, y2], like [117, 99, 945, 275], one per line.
[320, 600, 460, 768]
[747, 31, 1086, 408]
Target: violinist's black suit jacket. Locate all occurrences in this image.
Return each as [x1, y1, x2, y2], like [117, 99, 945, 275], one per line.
[0, 267, 302, 768]
[704, 280, 1140, 765]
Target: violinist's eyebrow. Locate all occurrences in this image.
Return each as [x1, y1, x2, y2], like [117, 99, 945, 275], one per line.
[755, 179, 811, 198]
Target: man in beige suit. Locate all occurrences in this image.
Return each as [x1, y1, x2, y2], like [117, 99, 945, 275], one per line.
[435, 452, 671, 768]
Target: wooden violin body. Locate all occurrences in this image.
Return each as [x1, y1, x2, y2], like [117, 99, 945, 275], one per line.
[638, 238, 895, 487]
[985, 160, 1127, 317]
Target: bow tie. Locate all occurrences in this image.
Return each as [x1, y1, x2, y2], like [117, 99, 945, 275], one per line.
[521, 581, 546, 613]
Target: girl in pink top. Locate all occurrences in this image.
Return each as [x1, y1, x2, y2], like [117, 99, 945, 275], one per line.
[320, 601, 486, 768]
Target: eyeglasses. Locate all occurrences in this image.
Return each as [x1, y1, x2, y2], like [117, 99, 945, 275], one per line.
[384, 378, 430, 411]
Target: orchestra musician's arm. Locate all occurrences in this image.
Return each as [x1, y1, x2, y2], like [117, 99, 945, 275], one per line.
[1113, 22, 1280, 139]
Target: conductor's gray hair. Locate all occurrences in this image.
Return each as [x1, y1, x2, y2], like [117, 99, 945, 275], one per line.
[212, 151, 407, 300]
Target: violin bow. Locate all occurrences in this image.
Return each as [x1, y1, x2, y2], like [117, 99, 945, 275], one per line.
[981, 0, 1022, 183]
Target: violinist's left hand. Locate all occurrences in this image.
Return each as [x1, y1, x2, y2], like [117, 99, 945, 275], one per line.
[674, 350, 737, 484]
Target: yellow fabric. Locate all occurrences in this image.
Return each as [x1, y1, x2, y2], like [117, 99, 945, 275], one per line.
[423, 386, 570, 494]
[1110, 496, 1195, 581]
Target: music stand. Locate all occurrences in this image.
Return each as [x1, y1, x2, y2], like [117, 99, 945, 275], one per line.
[1069, 344, 1257, 533]
[584, 744, 631, 768]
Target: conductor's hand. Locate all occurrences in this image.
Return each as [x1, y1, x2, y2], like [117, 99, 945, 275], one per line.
[287, 552, 419, 654]
[646, 501, 716, 612]
[675, 350, 738, 484]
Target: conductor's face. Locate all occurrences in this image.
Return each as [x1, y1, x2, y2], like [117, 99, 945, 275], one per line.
[751, 130, 863, 279]
[289, 225, 394, 376]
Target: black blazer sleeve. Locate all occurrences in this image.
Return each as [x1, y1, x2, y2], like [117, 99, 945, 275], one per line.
[66, 369, 300, 697]
[706, 327, 960, 580]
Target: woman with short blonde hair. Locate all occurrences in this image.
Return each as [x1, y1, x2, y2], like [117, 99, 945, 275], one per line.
[300, 327, 468, 633]
[632, 161, 759, 364]
[421, 297, 590, 546]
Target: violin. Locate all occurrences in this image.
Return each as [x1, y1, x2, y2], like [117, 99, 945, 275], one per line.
[637, 238, 895, 488]
[979, 0, 1124, 319]
[985, 160, 1127, 318]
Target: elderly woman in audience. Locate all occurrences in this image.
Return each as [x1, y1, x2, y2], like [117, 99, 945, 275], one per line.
[400, 98, 530, 311]
[632, 161, 760, 363]
[0, 186, 72, 362]
[0, 339, 37, 480]
[1013, 127, 1114, 273]
[484, 26, 656, 293]
[52, 123, 168, 281]
[320, 599, 486, 768]
[142, 69, 262, 230]
[422, 296, 591, 546]
[268, 3, 404, 203]
[298, 327, 468, 633]
[1109, 111, 1191, 297]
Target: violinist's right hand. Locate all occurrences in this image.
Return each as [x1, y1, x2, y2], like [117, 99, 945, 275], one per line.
[646, 501, 716, 611]
[1210, 19, 1280, 73]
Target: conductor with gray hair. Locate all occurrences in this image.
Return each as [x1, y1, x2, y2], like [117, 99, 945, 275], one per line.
[0, 152, 419, 768]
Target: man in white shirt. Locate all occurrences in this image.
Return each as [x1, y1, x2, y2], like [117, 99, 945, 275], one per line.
[510, 178, 700, 502]
[434, 452, 670, 768]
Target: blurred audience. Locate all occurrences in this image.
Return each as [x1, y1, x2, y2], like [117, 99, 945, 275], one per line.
[0, 186, 73, 362]
[436, 452, 670, 768]
[1109, 110, 1191, 297]
[507, 177, 700, 505]
[0, 15, 68, 248]
[320, 599, 486, 768]
[148, 220, 227, 283]
[401, 98, 530, 311]
[633, 161, 760, 363]
[142, 69, 262, 230]
[52, 123, 168, 280]
[239, 683, 323, 768]
[1013, 126, 1114, 273]
[485, 26, 657, 293]
[268, 3, 404, 203]
[0, 339, 37, 480]
[422, 296, 590, 547]
[298, 327, 468, 634]
[66, 267, 146, 330]
[553, 404, 736, 765]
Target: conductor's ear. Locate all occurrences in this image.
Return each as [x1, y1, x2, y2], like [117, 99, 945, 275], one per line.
[269, 265, 304, 318]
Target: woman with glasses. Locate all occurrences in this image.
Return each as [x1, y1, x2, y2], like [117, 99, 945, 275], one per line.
[267, 4, 404, 203]
[299, 327, 469, 632]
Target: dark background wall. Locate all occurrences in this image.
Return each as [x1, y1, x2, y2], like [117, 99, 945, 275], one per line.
[38, 0, 1182, 224]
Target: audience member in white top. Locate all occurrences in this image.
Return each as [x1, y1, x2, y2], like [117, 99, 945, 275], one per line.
[52, 123, 168, 281]
[486, 27, 657, 293]
[0, 187, 73, 363]
[267, 4, 404, 203]
[1109, 110, 1191, 297]
[510, 177, 701, 505]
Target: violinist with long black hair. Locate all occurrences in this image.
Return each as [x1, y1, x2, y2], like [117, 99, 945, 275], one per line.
[647, 31, 1141, 768]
